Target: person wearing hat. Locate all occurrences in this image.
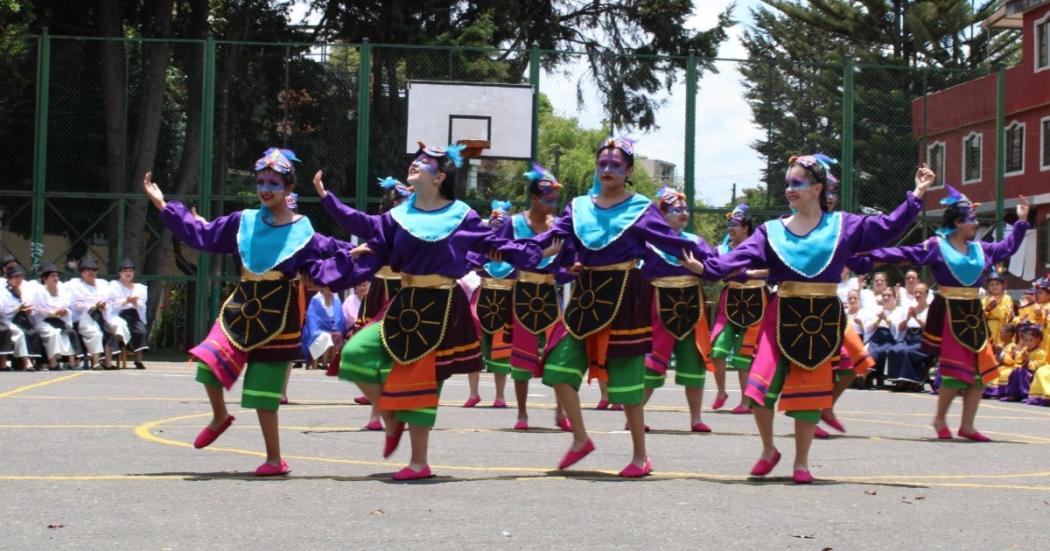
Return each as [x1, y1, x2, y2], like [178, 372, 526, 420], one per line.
[856, 186, 1030, 442]
[0, 254, 16, 291]
[997, 322, 1045, 402]
[110, 259, 148, 369]
[29, 262, 78, 370]
[983, 268, 1014, 358]
[68, 256, 118, 370]
[0, 264, 44, 371]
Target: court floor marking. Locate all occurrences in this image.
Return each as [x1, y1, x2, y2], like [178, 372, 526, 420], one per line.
[0, 372, 86, 399]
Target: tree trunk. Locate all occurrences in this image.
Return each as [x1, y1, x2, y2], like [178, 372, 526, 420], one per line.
[98, 0, 125, 271]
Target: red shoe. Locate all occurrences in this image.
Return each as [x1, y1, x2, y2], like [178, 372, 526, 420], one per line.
[618, 459, 653, 478]
[814, 426, 831, 439]
[595, 399, 609, 410]
[749, 449, 781, 477]
[820, 410, 846, 433]
[392, 465, 433, 481]
[383, 422, 406, 458]
[193, 415, 235, 449]
[610, 403, 624, 411]
[492, 399, 508, 408]
[514, 419, 529, 430]
[353, 395, 371, 405]
[255, 460, 290, 477]
[958, 428, 991, 442]
[279, 397, 289, 405]
[463, 396, 481, 408]
[934, 425, 953, 440]
[691, 422, 712, 433]
[792, 468, 814, 484]
[623, 422, 650, 432]
[556, 418, 572, 432]
[730, 404, 751, 414]
[557, 439, 595, 470]
[711, 393, 729, 410]
[364, 419, 383, 431]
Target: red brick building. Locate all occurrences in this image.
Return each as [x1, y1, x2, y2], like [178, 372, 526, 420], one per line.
[914, 0, 1050, 276]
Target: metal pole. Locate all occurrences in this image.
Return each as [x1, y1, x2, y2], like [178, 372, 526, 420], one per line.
[529, 43, 540, 161]
[355, 39, 371, 211]
[195, 34, 217, 341]
[116, 199, 126, 263]
[841, 57, 855, 213]
[684, 51, 697, 226]
[30, 28, 50, 275]
[995, 62, 1006, 240]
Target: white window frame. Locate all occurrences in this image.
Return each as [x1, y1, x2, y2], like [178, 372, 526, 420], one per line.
[961, 131, 982, 184]
[926, 140, 946, 188]
[1035, 11, 1050, 73]
[1041, 115, 1050, 172]
[1005, 121, 1025, 177]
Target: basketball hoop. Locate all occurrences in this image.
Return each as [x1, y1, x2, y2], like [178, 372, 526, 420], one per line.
[457, 139, 490, 159]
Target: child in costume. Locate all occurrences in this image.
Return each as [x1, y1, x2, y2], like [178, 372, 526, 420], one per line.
[998, 322, 1044, 402]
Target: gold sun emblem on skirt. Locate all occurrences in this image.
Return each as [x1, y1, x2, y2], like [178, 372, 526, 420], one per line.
[513, 281, 559, 335]
[563, 269, 630, 339]
[656, 286, 702, 340]
[220, 280, 294, 351]
[381, 287, 453, 364]
[476, 287, 512, 334]
[946, 297, 988, 353]
[726, 286, 765, 328]
[776, 296, 844, 370]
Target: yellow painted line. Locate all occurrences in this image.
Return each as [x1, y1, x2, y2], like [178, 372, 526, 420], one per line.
[0, 424, 136, 429]
[836, 416, 1050, 445]
[894, 391, 1050, 418]
[0, 372, 86, 399]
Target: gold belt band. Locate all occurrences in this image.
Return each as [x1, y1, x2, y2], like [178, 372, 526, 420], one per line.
[650, 275, 699, 289]
[729, 279, 766, 289]
[375, 265, 400, 280]
[939, 286, 980, 300]
[240, 269, 288, 282]
[480, 277, 516, 290]
[777, 281, 838, 298]
[585, 260, 637, 272]
[518, 271, 555, 285]
[401, 273, 457, 289]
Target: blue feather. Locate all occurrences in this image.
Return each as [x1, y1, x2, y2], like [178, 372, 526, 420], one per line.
[445, 144, 466, 168]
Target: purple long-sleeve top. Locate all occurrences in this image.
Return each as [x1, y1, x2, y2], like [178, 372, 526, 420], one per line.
[160, 201, 359, 288]
[703, 192, 923, 284]
[527, 196, 710, 268]
[320, 194, 542, 281]
[469, 215, 578, 285]
[641, 231, 718, 280]
[857, 221, 1029, 288]
[321, 192, 383, 239]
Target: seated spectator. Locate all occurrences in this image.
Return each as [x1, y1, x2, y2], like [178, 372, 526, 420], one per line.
[0, 264, 44, 371]
[885, 282, 929, 390]
[988, 323, 1019, 399]
[999, 323, 1044, 402]
[845, 288, 864, 336]
[109, 259, 149, 369]
[30, 263, 79, 370]
[69, 256, 122, 370]
[860, 287, 904, 387]
[301, 287, 346, 370]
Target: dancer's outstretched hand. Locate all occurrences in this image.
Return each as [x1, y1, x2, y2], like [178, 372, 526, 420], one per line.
[913, 163, 934, 198]
[681, 249, 705, 275]
[541, 238, 563, 258]
[143, 171, 166, 210]
[349, 243, 372, 259]
[313, 170, 327, 199]
[1016, 195, 1029, 220]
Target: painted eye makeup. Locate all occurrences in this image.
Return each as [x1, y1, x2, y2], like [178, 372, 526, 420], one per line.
[412, 157, 439, 175]
[256, 179, 285, 193]
[596, 160, 627, 175]
[784, 178, 812, 190]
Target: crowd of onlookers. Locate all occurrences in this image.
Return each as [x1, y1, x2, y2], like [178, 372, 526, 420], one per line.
[0, 254, 149, 372]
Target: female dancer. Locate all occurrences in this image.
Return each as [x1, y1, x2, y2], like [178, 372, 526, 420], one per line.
[316, 142, 548, 480]
[856, 186, 1029, 441]
[640, 186, 717, 432]
[525, 137, 710, 477]
[710, 204, 766, 414]
[143, 147, 356, 476]
[688, 155, 932, 483]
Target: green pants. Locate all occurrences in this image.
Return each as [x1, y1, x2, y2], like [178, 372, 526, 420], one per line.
[748, 357, 820, 424]
[645, 335, 707, 390]
[337, 322, 442, 427]
[481, 332, 511, 374]
[196, 361, 288, 411]
[542, 335, 645, 405]
[711, 322, 753, 371]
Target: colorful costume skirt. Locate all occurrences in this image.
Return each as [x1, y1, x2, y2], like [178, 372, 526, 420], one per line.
[710, 282, 765, 371]
[509, 271, 560, 381]
[922, 289, 997, 390]
[644, 276, 711, 389]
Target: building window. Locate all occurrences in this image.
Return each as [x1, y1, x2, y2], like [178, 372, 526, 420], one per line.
[926, 141, 946, 187]
[1006, 121, 1025, 176]
[1042, 116, 1050, 171]
[1037, 12, 1050, 72]
[962, 132, 982, 184]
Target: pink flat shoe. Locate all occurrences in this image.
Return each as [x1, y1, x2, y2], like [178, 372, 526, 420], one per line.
[595, 399, 609, 410]
[255, 460, 290, 477]
[820, 410, 846, 433]
[514, 420, 529, 430]
[618, 459, 653, 478]
[749, 449, 781, 477]
[730, 404, 751, 414]
[463, 396, 481, 408]
[383, 422, 406, 458]
[711, 393, 729, 410]
[623, 422, 650, 432]
[556, 418, 572, 432]
[557, 439, 595, 470]
[958, 428, 991, 442]
[364, 419, 383, 431]
[492, 399, 508, 408]
[610, 403, 623, 411]
[691, 422, 711, 433]
[279, 397, 289, 405]
[792, 468, 814, 484]
[193, 415, 235, 449]
[353, 395, 371, 405]
[392, 465, 433, 481]
[813, 426, 831, 439]
[934, 425, 953, 440]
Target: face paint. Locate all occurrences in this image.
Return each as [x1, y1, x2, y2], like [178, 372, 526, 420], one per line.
[827, 192, 839, 201]
[412, 155, 439, 176]
[596, 152, 628, 176]
[784, 178, 813, 190]
[962, 209, 979, 225]
[667, 206, 688, 215]
[256, 176, 285, 193]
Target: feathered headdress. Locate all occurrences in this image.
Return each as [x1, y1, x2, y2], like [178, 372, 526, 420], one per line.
[788, 152, 838, 182]
[726, 203, 750, 223]
[524, 162, 562, 194]
[1018, 321, 1044, 339]
[377, 176, 413, 198]
[414, 141, 466, 168]
[254, 147, 301, 174]
[656, 185, 686, 210]
[936, 184, 980, 237]
[489, 199, 513, 225]
[599, 135, 636, 157]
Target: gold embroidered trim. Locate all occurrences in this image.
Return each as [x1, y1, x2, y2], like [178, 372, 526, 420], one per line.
[517, 271, 555, 285]
[480, 277, 516, 290]
[650, 275, 699, 289]
[938, 286, 980, 300]
[777, 281, 837, 298]
[401, 273, 457, 289]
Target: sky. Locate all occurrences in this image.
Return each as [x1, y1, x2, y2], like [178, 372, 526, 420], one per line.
[291, 0, 767, 206]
